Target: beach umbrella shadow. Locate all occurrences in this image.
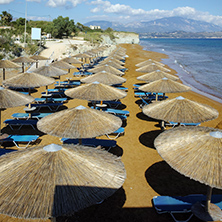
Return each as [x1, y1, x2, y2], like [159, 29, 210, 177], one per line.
[56, 187, 126, 222]
[139, 130, 162, 149]
[136, 112, 158, 123]
[108, 144, 123, 157]
[145, 161, 222, 197]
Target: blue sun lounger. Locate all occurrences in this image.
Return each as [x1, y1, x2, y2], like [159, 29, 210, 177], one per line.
[114, 86, 128, 91]
[26, 103, 63, 111]
[12, 112, 52, 120]
[93, 107, 130, 116]
[105, 127, 125, 139]
[166, 122, 201, 128]
[4, 119, 38, 130]
[0, 135, 39, 149]
[34, 98, 67, 103]
[153, 194, 222, 222]
[61, 138, 116, 149]
[90, 100, 122, 108]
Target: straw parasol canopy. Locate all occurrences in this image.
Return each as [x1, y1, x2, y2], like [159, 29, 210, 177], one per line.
[34, 65, 68, 77]
[0, 86, 34, 132]
[154, 126, 222, 221]
[81, 71, 126, 85]
[50, 60, 76, 73]
[65, 82, 127, 102]
[96, 60, 124, 70]
[100, 57, 125, 65]
[0, 143, 126, 219]
[0, 59, 21, 81]
[138, 78, 191, 94]
[37, 105, 122, 138]
[89, 64, 125, 76]
[74, 53, 92, 59]
[109, 53, 125, 61]
[61, 56, 83, 65]
[3, 71, 55, 96]
[136, 63, 171, 73]
[135, 59, 165, 67]
[12, 56, 35, 73]
[30, 55, 49, 68]
[137, 70, 179, 82]
[143, 96, 219, 123]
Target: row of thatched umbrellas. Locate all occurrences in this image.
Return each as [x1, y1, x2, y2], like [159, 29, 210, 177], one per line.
[134, 59, 222, 220]
[2, 44, 222, 221]
[0, 46, 128, 220]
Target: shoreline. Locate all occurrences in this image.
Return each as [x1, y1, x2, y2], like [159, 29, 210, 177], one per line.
[139, 39, 222, 104]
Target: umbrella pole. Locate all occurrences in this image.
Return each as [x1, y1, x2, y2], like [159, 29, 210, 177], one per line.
[79, 138, 82, 145]
[161, 120, 165, 131]
[36, 61, 38, 68]
[3, 68, 5, 81]
[51, 217, 56, 222]
[0, 110, 1, 134]
[205, 186, 212, 212]
[22, 63, 24, 73]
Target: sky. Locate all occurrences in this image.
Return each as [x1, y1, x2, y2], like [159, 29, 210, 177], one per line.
[1, 0, 222, 26]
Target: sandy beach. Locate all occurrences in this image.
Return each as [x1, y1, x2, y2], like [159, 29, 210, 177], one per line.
[0, 42, 222, 222]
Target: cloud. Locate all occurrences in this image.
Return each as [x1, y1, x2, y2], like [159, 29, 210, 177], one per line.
[89, 1, 222, 26]
[27, 16, 51, 21]
[0, 0, 14, 4]
[46, 0, 85, 8]
[27, 0, 41, 2]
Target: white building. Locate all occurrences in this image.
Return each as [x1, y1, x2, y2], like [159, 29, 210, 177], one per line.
[89, 25, 101, 30]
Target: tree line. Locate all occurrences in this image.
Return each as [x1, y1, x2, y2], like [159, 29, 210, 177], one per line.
[0, 10, 108, 39]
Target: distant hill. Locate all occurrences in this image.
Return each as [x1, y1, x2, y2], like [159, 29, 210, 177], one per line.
[84, 17, 222, 33]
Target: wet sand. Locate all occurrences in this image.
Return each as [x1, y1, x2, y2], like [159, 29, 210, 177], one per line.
[0, 43, 221, 222]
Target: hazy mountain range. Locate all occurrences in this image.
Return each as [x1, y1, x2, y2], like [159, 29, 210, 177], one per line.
[84, 16, 222, 33]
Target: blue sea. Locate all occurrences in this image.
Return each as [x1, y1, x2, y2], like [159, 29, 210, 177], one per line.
[139, 38, 222, 103]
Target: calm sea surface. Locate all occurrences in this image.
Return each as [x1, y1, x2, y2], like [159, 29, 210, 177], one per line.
[139, 38, 222, 103]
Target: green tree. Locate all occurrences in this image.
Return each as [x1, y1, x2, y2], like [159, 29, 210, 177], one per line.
[52, 16, 77, 38]
[0, 11, 13, 26]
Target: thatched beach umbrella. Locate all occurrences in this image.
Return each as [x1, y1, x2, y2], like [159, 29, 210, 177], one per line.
[143, 96, 218, 127]
[0, 143, 126, 220]
[96, 60, 124, 70]
[50, 60, 76, 73]
[0, 59, 21, 81]
[61, 56, 83, 65]
[138, 78, 191, 97]
[154, 126, 222, 221]
[109, 53, 125, 61]
[135, 59, 165, 67]
[74, 53, 92, 64]
[37, 105, 122, 139]
[81, 71, 126, 85]
[3, 71, 55, 95]
[137, 70, 179, 82]
[34, 65, 68, 77]
[34, 65, 68, 94]
[30, 55, 49, 68]
[136, 63, 171, 73]
[89, 64, 124, 76]
[0, 86, 34, 132]
[100, 57, 125, 65]
[65, 82, 127, 104]
[12, 56, 35, 73]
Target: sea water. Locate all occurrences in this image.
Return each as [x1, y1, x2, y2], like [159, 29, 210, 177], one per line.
[140, 38, 222, 103]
